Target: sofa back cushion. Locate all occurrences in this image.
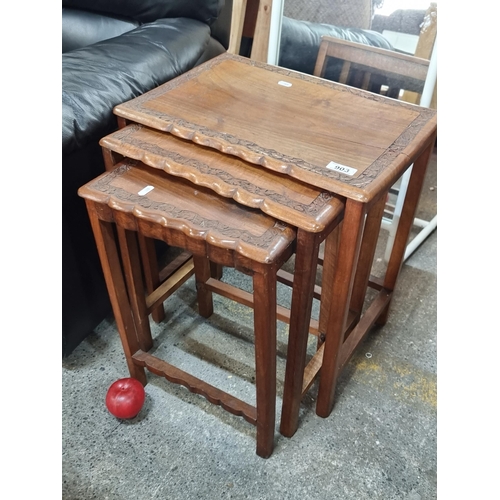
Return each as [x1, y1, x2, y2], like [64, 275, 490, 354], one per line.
[62, 8, 140, 52]
[62, 0, 224, 25]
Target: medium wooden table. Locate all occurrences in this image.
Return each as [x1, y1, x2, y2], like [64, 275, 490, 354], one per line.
[113, 53, 437, 437]
[99, 123, 345, 440]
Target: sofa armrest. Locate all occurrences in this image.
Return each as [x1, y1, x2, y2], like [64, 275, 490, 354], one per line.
[62, 18, 214, 155]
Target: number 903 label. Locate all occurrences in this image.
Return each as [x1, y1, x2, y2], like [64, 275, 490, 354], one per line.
[326, 161, 357, 176]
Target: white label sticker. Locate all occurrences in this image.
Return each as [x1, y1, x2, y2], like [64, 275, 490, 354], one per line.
[138, 185, 154, 196]
[326, 161, 357, 176]
[278, 80, 292, 87]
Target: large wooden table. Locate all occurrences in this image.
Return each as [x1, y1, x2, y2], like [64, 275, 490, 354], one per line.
[113, 53, 437, 437]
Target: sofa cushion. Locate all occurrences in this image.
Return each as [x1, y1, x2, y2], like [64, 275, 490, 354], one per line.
[62, 0, 224, 25]
[62, 18, 220, 156]
[62, 8, 140, 52]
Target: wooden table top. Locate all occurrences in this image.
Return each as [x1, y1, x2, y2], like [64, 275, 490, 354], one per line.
[78, 160, 296, 264]
[114, 53, 437, 203]
[100, 124, 344, 233]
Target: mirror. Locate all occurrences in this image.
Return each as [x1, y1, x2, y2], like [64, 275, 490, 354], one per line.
[236, 0, 437, 107]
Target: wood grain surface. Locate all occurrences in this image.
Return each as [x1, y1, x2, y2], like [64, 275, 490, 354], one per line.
[114, 53, 436, 201]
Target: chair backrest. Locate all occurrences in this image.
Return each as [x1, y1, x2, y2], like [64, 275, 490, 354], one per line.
[313, 35, 430, 103]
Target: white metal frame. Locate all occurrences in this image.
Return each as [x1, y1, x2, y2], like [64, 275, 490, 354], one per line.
[267, 0, 285, 65]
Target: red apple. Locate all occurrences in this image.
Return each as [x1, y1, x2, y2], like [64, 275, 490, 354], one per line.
[105, 378, 145, 419]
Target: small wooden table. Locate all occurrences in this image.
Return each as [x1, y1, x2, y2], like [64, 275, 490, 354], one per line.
[79, 160, 301, 457]
[113, 53, 437, 436]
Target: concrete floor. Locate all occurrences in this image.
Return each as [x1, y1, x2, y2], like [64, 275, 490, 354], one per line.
[62, 150, 437, 500]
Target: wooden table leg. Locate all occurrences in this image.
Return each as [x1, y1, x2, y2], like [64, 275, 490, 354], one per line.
[103, 145, 166, 324]
[316, 199, 366, 418]
[280, 229, 322, 437]
[85, 202, 147, 385]
[193, 255, 214, 318]
[253, 265, 278, 458]
[116, 227, 153, 352]
[318, 225, 341, 342]
[137, 234, 166, 323]
[349, 194, 387, 319]
[377, 136, 436, 326]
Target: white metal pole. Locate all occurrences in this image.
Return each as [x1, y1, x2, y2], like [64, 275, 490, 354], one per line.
[420, 35, 437, 108]
[404, 215, 437, 261]
[267, 0, 284, 65]
[385, 35, 438, 263]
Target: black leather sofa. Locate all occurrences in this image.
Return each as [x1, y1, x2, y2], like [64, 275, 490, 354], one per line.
[62, 0, 230, 356]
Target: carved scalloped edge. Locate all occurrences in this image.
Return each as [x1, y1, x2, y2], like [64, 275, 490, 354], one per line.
[102, 126, 339, 232]
[115, 103, 428, 193]
[86, 162, 296, 263]
[114, 53, 436, 191]
[132, 350, 258, 425]
[114, 108, 343, 186]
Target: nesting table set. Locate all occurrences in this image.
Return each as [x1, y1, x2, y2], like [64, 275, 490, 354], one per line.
[78, 53, 437, 458]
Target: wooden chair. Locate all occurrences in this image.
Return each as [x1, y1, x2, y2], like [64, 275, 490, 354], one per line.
[313, 35, 430, 100]
[79, 159, 298, 458]
[227, 0, 275, 63]
[228, 0, 248, 56]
